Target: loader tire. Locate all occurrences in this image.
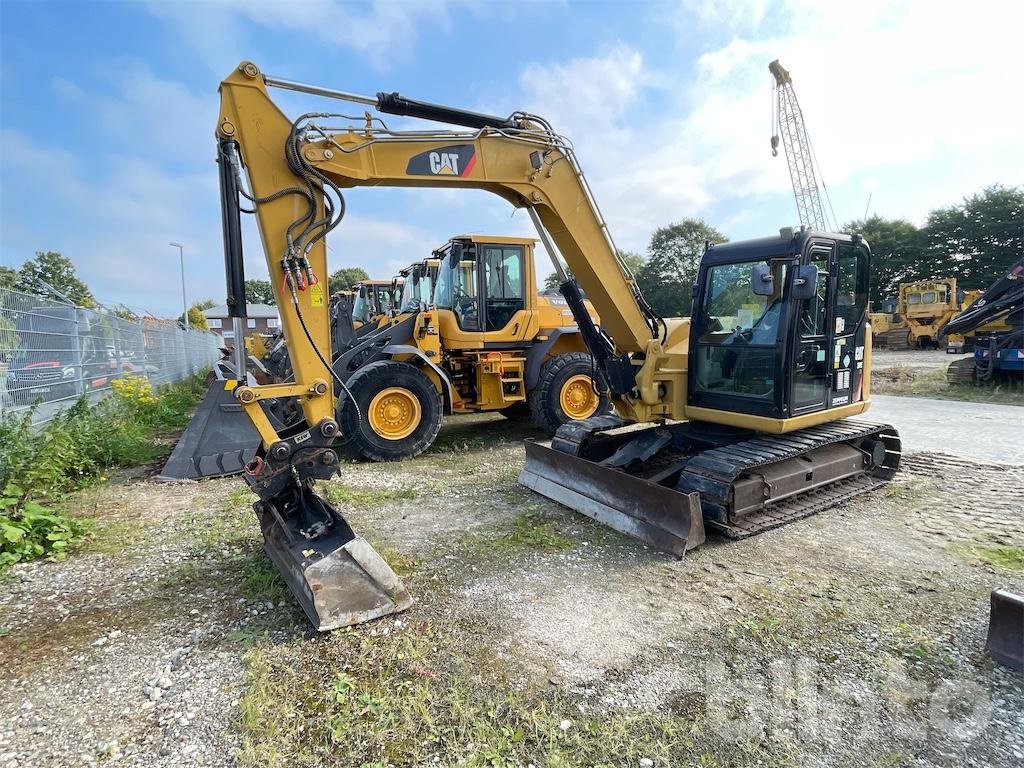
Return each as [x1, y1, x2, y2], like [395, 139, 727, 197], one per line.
[339, 360, 442, 462]
[528, 352, 611, 436]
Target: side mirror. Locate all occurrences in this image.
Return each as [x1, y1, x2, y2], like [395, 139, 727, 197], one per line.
[792, 264, 819, 300]
[751, 263, 774, 296]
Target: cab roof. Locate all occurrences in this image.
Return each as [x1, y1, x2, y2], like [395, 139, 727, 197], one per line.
[450, 234, 537, 246]
[703, 230, 859, 266]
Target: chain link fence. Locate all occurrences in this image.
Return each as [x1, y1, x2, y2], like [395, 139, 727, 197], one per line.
[0, 286, 222, 425]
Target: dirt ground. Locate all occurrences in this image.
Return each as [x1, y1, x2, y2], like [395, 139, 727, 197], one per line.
[1, 402, 1023, 767]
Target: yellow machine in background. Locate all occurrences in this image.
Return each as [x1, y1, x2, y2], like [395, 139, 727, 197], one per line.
[899, 278, 962, 349]
[212, 62, 901, 631]
[352, 279, 403, 327]
[331, 233, 608, 460]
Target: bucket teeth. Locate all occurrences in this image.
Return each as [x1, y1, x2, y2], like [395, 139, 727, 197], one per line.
[157, 379, 259, 481]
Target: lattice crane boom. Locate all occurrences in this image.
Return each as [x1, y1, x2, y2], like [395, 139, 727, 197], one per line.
[770, 59, 828, 231]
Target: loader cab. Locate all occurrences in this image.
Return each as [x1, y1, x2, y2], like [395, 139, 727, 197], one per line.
[689, 230, 870, 421]
[432, 235, 537, 346]
[352, 280, 403, 325]
[398, 259, 441, 314]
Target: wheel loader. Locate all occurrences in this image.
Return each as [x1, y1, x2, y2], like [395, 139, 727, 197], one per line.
[211, 62, 901, 630]
[318, 233, 610, 460]
[352, 278, 403, 327]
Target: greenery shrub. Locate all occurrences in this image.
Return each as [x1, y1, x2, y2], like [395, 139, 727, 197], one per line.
[0, 374, 207, 569]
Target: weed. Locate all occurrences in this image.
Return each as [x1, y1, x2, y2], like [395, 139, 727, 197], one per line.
[952, 542, 1024, 571]
[494, 511, 573, 552]
[872, 363, 1024, 405]
[241, 553, 288, 603]
[0, 373, 207, 570]
[238, 619, 695, 768]
[322, 482, 417, 506]
[0, 626, 9, 638]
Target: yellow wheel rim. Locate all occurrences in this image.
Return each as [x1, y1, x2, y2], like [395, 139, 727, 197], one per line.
[368, 387, 421, 440]
[559, 374, 600, 420]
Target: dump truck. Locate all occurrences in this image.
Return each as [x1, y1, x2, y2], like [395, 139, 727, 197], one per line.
[211, 62, 901, 630]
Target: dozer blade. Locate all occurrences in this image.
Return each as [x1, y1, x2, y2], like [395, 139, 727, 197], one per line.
[519, 439, 705, 557]
[255, 493, 412, 630]
[986, 588, 1024, 671]
[157, 379, 259, 481]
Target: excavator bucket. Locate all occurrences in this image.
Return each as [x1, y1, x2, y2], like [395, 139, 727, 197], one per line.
[255, 490, 412, 630]
[986, 588, 1024, 671]
[157, 378, 259, 481]
[519, 439, 705, 556]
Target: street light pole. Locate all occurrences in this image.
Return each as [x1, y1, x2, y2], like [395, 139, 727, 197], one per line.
[169, 241, 188, 330]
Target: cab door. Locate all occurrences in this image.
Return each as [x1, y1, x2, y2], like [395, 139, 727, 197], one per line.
[790, 243, 833, 414]
[478, 243, 532, 343]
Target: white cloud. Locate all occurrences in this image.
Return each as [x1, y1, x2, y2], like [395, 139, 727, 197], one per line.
[512, 0, 1024, 251]
[144, 0, 473, 71]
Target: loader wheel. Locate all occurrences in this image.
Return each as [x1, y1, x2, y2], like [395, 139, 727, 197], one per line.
[339, 360, 442, 461]
[528, 352, 610, 435]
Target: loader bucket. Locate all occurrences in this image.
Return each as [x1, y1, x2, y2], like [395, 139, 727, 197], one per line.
[156, 379, 259, 481]
[986, 588, 1024, 671]
[255, 494, 412, 630]
[519, 439, 705, 557]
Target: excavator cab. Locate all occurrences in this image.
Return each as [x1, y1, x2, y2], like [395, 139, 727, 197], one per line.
[690, 231, 870, 420]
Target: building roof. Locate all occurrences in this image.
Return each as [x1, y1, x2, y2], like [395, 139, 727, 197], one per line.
[202, 303, 279, 319]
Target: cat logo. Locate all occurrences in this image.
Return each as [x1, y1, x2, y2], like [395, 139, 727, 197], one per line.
[429, 152, 460, 175]
[406, 144, 476, 177]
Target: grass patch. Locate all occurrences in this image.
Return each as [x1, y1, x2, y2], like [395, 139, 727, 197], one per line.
[872, 364, 1024, 404]
[241, 552, 289, 603]
[0, 373, 207, 569]
[952, 542, 1024, 571]
[323, 482, 417, 507]
[75, 517, 145, 555]
[238, 619, 697, 768]
[495, 511, 573, 552]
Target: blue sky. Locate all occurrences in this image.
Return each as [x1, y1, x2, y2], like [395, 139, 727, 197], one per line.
[2, 0, 1021, 316]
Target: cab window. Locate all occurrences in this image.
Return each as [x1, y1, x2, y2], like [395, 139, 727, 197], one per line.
[434, 250, 479, 331]
[482, 245, 524, 330]
[835, 242, 869, 330]
[694, 260, 788, 400]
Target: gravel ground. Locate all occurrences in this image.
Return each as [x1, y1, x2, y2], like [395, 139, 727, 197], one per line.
[1, 406, 1022, 767]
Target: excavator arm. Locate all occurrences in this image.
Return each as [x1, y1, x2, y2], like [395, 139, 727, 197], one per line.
[217, 61, 677, 456]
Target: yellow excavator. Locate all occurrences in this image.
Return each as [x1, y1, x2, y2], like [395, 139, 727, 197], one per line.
[215, 62, 901, 630]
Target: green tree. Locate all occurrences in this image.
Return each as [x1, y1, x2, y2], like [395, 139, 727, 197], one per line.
[921, 184, 1024, 289]
[0, 266, 17, 290]
[329, 266, 370, 294]
[244, 278, 277, 306]
[543, 250, 645, 292]
[180, 299, 215, 331]
[636, 219, 727, 317]
[842, 216, 923, 307]
[617, 249, 646, 277]
[16, 251, 96, 306]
